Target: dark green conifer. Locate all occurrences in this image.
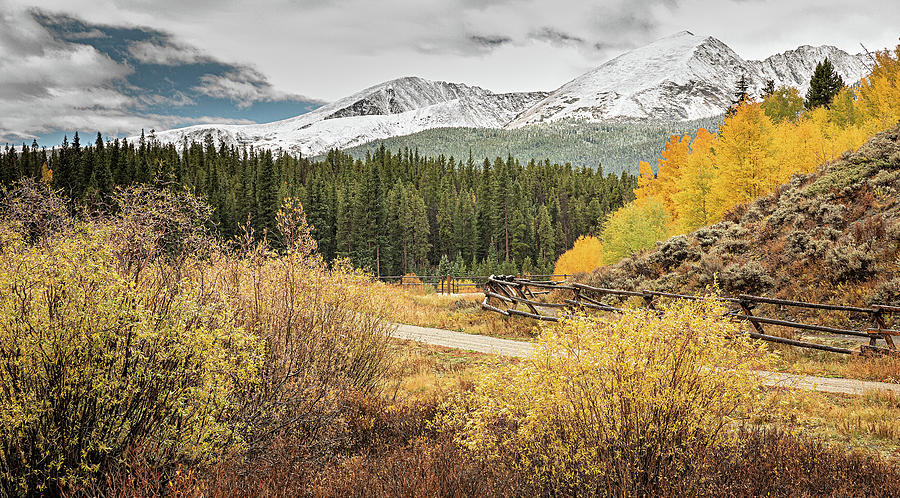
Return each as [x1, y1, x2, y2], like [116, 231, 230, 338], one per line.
[805, 58, 844, 109]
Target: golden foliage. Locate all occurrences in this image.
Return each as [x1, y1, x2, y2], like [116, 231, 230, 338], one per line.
[857, 44, 900, 129]
[39, 162, 52, 183]
[0, 223, 264, 493]
[611, 43, 900, 254]
[710, 101, 780, 218]
[671, 128, 718, 232]
[0, 186, 395, 494]
[600, 198, 671, 264]
[553, 235, 603, 276]
[443, 297, 778, 490]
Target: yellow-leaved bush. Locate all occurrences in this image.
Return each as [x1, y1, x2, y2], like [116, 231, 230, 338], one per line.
[442, 297, 777, 493]
[598, 197, 670, 264]
[0, 222, 264, 493]
[0, 183, 394, 495]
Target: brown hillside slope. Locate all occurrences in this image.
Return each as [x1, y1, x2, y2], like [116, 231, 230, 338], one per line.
[586, 125, 900, 318]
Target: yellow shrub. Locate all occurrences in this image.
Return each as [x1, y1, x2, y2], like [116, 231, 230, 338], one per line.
[0, 223, 264, 494]
[443, 297, 777, 492]
[0, 187, 395, 494]
[553, 235, 603, 276]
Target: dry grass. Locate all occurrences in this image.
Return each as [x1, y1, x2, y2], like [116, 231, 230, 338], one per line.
[760, 389, 900, 461]
[766, 341, 900, 383]
[374, 284, 540, 339]
[383, 340, 516, 403]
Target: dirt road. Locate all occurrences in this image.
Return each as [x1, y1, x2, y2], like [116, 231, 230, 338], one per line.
[389, 322, 900, 396]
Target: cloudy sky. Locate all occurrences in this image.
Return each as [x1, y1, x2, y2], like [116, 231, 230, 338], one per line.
[1, 0, 897, 145]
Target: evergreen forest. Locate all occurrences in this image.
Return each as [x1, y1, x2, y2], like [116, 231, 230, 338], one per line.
[0, 133, 637, 276]
[340, 116, 722, 176]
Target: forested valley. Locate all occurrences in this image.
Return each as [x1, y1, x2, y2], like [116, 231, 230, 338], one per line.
[0, 136, 636, 277]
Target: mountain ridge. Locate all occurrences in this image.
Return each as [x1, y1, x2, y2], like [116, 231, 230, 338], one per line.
[507, 32, 869, 126]
[144, 33, 870, 156]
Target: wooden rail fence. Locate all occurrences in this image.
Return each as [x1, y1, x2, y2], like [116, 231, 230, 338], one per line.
[379, 274, 570, 295]
[481, 275, 900, 356]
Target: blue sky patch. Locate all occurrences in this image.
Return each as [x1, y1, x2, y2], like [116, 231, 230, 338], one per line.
[15, 12, 322, 147]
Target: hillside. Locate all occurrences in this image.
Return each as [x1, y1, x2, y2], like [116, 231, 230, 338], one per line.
[586, 125, 900, 310]
[338, 116, 722, 175]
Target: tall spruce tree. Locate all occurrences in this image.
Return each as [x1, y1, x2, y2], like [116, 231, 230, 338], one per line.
[726, 73, 750, 117]
[805, 58, 844, 109]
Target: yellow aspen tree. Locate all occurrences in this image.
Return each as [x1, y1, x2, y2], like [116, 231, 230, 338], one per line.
[554, 235, 604, 275]
[672, 129, 717, 232]
[856, 43, 900, 129]
[654, 134, 692, 216]
[761, 86, 804, 123]
[772, 117, 828, 178]
[709, 101, 778, 219]
[808, 106, 870, 162]
[600, 199, 670, 264]
[634, 160, 660, 204]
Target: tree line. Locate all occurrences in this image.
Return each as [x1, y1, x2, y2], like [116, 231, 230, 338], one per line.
[1, 133, 637, 277]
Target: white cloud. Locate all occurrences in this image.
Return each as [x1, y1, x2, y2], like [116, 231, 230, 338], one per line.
[11, 0, 897, 102]
[192, 67, 319, 108]
[2, 0, 898, 139]
[0, 8, 142, 141]
[127, 40, 205, 65]
[134, 91, 196, 108]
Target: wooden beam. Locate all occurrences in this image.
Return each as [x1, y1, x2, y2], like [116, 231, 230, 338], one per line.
[747, 331, 853, 354]
[571, 282, 645, 298]
[507, 308, 559, 322]
[732, 314, 871, 338]
[738, 294, 876, 314]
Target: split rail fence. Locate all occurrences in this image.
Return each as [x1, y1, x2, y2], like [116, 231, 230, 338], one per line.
[379, 274, 571, 295]
[481, 275, 900, 356]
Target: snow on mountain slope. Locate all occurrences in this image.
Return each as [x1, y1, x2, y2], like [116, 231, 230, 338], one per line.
[750, 45, 870, 93]
[507, 31, 869, 127]
[148, 77, 547, 156]
[147, 34, 872, 152]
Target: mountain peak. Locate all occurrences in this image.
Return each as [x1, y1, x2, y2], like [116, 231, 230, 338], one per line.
[506, 32, 740, 126]
[666, 30, 696, 38]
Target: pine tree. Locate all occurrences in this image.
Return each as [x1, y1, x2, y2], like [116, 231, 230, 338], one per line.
[94, 132, 113, 197]
[726, 73, 750, 117]
[255, 151, 279, 238]
[805, 58, 844, 109]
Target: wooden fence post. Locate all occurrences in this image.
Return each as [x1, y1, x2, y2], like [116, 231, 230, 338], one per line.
[740, 300, 767, 335]
[871, 309, 896, 348]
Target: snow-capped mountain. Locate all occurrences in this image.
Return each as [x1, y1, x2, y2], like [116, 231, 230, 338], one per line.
[148, 77, 547, 156]
[506, 31, 869, 127]
[147, 32, 871, 153]
[750, 44, 870, 93]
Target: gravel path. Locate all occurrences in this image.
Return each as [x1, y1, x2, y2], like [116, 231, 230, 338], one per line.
[389, 322, 900, 396]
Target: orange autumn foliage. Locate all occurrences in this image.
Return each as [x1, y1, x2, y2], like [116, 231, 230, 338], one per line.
[553, 235, 603, 276]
